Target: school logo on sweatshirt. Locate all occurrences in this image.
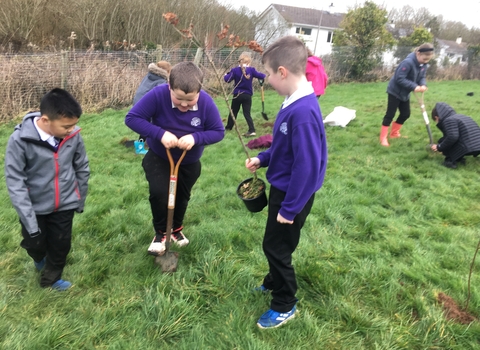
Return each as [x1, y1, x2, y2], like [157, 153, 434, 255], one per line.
[280, 122, 288, 135]
[191, 117, 201, 127]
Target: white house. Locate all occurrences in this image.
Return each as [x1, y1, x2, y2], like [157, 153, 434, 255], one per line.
[436, 37, 469, 66]
[254, 4, 345, 56]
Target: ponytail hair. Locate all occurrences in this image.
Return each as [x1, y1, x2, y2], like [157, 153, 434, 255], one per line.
[238, 52, 252, 79]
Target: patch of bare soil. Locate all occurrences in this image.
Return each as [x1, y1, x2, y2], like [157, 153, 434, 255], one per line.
[437, 292, 476, 324]
[261, 122, 274, 128]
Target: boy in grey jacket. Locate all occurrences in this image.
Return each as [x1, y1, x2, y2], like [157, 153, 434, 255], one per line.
[4, 88, 90, 291]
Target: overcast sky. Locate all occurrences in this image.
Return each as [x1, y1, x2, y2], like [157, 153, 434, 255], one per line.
[221, 0, 479, 29]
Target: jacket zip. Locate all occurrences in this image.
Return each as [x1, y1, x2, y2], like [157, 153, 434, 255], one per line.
[53, 129, 81, 211]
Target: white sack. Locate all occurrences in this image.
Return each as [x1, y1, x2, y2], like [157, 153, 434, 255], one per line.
[323, 106, 356, 127]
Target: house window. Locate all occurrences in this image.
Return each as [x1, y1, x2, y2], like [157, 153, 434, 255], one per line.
[327, 31, 333, 43]
[295, 27, 312, 36]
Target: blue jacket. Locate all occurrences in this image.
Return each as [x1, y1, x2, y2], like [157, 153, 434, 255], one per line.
[387, 52, 428, 101]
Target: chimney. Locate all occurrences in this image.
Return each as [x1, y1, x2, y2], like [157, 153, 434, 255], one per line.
[456, 37, 462, 44]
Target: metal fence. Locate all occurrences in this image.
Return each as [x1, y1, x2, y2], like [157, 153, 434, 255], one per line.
[0, 48, 263, 121]
[1, 47, 478, 121]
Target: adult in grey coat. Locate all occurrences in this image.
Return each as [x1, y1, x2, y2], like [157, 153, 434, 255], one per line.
[132, 61, 171, 142]
[430, 102, 480, 168]
[133, 61, 171, 105]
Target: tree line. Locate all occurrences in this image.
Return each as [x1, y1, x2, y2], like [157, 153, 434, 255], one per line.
[0, 0, 257, 52]
[1, 0, 478, 53]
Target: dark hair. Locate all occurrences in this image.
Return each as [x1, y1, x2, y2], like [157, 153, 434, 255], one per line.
[262, 36, 307, 75]
[431, 106, 437, 120]
[40, 88, 82, 120]
[169, 61, 204, 93]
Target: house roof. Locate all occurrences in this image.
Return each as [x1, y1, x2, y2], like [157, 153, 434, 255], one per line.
[269, 3, 345, 29]
[436, 39, 468, 54]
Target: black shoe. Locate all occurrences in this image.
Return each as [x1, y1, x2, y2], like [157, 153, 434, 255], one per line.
[225, 127, 232, 131]
[457, 157, 466, 165]
[442, 160, 457, 169]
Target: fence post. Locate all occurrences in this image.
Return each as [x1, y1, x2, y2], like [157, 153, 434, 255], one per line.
[61, 51, 68, 89]
[194, 48, 203, 66]
[155, 45, 163, 62]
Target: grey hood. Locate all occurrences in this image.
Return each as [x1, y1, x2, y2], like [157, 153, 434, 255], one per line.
[147, 63, 169, 80]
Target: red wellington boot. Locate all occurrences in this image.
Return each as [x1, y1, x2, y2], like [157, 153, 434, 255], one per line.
[380, 125, 390, 147]
[390, 122, 403, 138]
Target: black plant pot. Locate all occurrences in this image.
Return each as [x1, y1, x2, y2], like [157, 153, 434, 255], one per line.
[237, 177, 268, 213]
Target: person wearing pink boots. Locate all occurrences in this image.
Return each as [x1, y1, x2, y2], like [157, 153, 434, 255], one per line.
[380, 43, 434, 146]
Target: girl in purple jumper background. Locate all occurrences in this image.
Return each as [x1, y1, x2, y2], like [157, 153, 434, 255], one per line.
[224, 52, 266, 137]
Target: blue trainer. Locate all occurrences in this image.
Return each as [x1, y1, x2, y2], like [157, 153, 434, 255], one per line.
[34, 257, 46, 271]
[51, 279, 72, 291]
[253, 285, 271, 293]
[257, 305, 297, 329]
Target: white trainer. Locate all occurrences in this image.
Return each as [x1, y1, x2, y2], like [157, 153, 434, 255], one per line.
[147, 235, 166, 256]
[171, 231, 190, 247]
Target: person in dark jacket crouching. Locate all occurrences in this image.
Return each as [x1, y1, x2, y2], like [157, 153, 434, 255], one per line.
[430, 102, 480, 168]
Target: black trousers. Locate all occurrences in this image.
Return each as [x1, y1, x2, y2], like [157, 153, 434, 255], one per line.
[142, 150, 201, 233]
[20, 210, 75, 287]
[262, 186, 315, 312]
[226, 93, 255, 133]
[382, 93, 411, 126]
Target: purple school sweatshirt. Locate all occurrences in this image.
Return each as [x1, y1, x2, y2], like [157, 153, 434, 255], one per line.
[224, 66, 266, 96]
[257, 93, 327, 221]
[125, 84, 224, 164]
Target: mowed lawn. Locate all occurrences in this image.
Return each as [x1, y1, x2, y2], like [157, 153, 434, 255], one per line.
[1, 79, 480, 349]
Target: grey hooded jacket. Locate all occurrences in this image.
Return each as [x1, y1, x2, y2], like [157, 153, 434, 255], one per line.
[4, 112, 90, 234]
[132, 63, 169, 105]
[387, 52, 428, 101]
[435, 102, 480, 161]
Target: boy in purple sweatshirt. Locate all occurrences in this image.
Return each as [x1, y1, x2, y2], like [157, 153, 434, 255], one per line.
[125, 62, 224, 256]
[245, 36, 328, 329]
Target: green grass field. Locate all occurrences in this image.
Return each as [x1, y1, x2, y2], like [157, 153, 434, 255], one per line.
[1, 80, 480, 349]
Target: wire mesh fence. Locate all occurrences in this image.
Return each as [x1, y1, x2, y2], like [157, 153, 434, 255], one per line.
[0, 48, 262, 121]
[0, 47, 478, 122]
